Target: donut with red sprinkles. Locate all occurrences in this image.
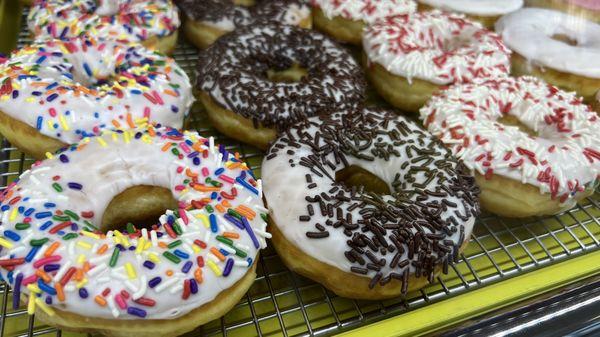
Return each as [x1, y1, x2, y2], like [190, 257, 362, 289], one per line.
[420, 76, 600, 217]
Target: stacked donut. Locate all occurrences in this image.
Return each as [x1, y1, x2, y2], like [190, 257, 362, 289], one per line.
[1, 0, 599, 336]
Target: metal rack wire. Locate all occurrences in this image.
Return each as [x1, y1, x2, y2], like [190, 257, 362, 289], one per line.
[1, 7, 600, 337]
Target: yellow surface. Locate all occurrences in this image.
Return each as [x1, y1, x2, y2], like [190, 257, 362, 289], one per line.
[339, 250, 600, 337]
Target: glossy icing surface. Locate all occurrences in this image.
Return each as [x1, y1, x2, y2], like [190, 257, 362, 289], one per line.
[420, 76, 600, 201]
[496, 8, 600, 78]
[418, 0, 523, 16]
[363, 11, 511, 85]
[0, 38, 193, 144]
[0, 126, 269, 319]
[28, 0, 180, 42]
[311, 0, 416, 23]
[263, 109, 479, 291]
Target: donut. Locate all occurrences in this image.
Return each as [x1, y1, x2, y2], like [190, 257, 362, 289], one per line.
[362, 11, 511, 113]
[262, 108, 480, 299]
[0, 125, 269, 337]
[0, 38, 193, 159]
[593, 90, 600, 113]
[495, 8, 600, 104]
[420, 76, 600, 217]
[196, 23, 365, 150]
[175, 0, 312, 49]
[525, 0, 600, 24]
[310, 0, 416, 45]
[28, 0, 181, 54]
[417, 0, 523, 28]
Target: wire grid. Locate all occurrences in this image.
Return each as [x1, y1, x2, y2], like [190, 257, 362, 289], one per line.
[1, 8, 600, 337]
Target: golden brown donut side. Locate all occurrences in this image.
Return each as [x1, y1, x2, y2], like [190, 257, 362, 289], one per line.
[0, 109, 66, 159]
[312, 8, 364, 45]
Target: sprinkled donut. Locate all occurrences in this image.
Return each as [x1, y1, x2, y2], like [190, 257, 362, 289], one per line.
[362, 11, 511, 113]
[0, 38, 193, 159]
[420, 76, 600, 217]
[417, 0, 523, 28]
[176, 0, 312, 48]
[0, 125, 269, 337]
[496, 8, 600, 103]
[196, 23, 365, 150]
[262, 108, 480, 299]
[28, 0, 181, 54]
[311, 0, 416, 44]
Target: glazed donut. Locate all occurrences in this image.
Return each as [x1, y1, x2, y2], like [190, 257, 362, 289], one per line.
[28, 0, 181, 54]
[496, 8, 600, 103]
[175, 0, 312, 49]
[525, 0, 600, 24]
[417, 0, 523, 29]
[0, 38, 193, 159]
[0, 125, 269, 337]
[262, 108, 480, 299]
[420, 76, 600, 217]
[196, 23, 365, 150]
[311, 0, 416, 45]
[363, 11, 511, 113]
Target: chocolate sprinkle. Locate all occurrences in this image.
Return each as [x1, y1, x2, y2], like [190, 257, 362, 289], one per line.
[196, 23, 365, 131]
[264, 108, 480, 293]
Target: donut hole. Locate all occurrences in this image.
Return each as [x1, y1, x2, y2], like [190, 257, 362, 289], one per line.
[335, 165, 391, 195]
[101, 185, 178, 233]
[497, 115, 538, 137]
[266, 63, 308, 83]
[551, 33, 578, 46]
[441, 35, 472, 53]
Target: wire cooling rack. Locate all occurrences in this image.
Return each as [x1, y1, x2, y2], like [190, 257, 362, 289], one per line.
[1, 7, 600, 337]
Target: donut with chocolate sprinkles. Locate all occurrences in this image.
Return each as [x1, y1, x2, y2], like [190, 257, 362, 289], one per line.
[196, 23, 366, 149]
[175, 0, 312, 48]
[262, 108, 480, 299]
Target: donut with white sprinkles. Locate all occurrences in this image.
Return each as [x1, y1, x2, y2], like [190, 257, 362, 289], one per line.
[0, 38, 193, 159]
[0, 125, 269, 336]
[28, 0, 181, 54]
[176, 0, 312, 48]
[196, 23, 365, 149]
[420, 76, 600, 217]
[262, 108, 480, 299]
[362, 10, 511, 113]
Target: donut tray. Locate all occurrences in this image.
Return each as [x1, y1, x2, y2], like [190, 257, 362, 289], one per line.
[1, 4, 600, 337]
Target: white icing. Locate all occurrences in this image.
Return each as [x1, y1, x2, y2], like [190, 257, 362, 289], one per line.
[363, 11, 511, 85]
[419, 76, 600, 202]
[495, 8, 600, 79]
[262, 109, 477, 285]
[312, 0, 416, 23]
[28, 0, 180, 42]
[418, 0, 523, 16]
[0, 38, 193, 144]
[0, 127, 268, 320]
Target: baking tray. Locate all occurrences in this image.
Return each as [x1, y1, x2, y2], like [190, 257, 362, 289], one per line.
[1, 4, 599, 337]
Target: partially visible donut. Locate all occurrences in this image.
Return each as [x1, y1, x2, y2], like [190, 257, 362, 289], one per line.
[262, 108, 480, 299]
[496, 8, 600, 103]
[28, 0, 181, 54]
[196, 23, 365, 149]
[0, 38, 193, 159]
[311, 0, 416, 45]
[175, 0, 312, 48]
[0, 125, 269, 337]
[417, 0, 523, 28]
[363, 11, 510, 113]
[420, 76, 600, 217]
[525, 0, 600, 24]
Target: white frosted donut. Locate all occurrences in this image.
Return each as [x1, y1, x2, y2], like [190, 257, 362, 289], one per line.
[420, 76, 600, 204]
[495, 8, 600, 79]
[363, 11, 511, 85]
[311, 0, 416, 24]
[28, 0, 180, 44]
[0, 38, 193, 145]
[262, 108, 479, 296]
[418, 0, 523, 16]
[0, 126, 268, 330]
